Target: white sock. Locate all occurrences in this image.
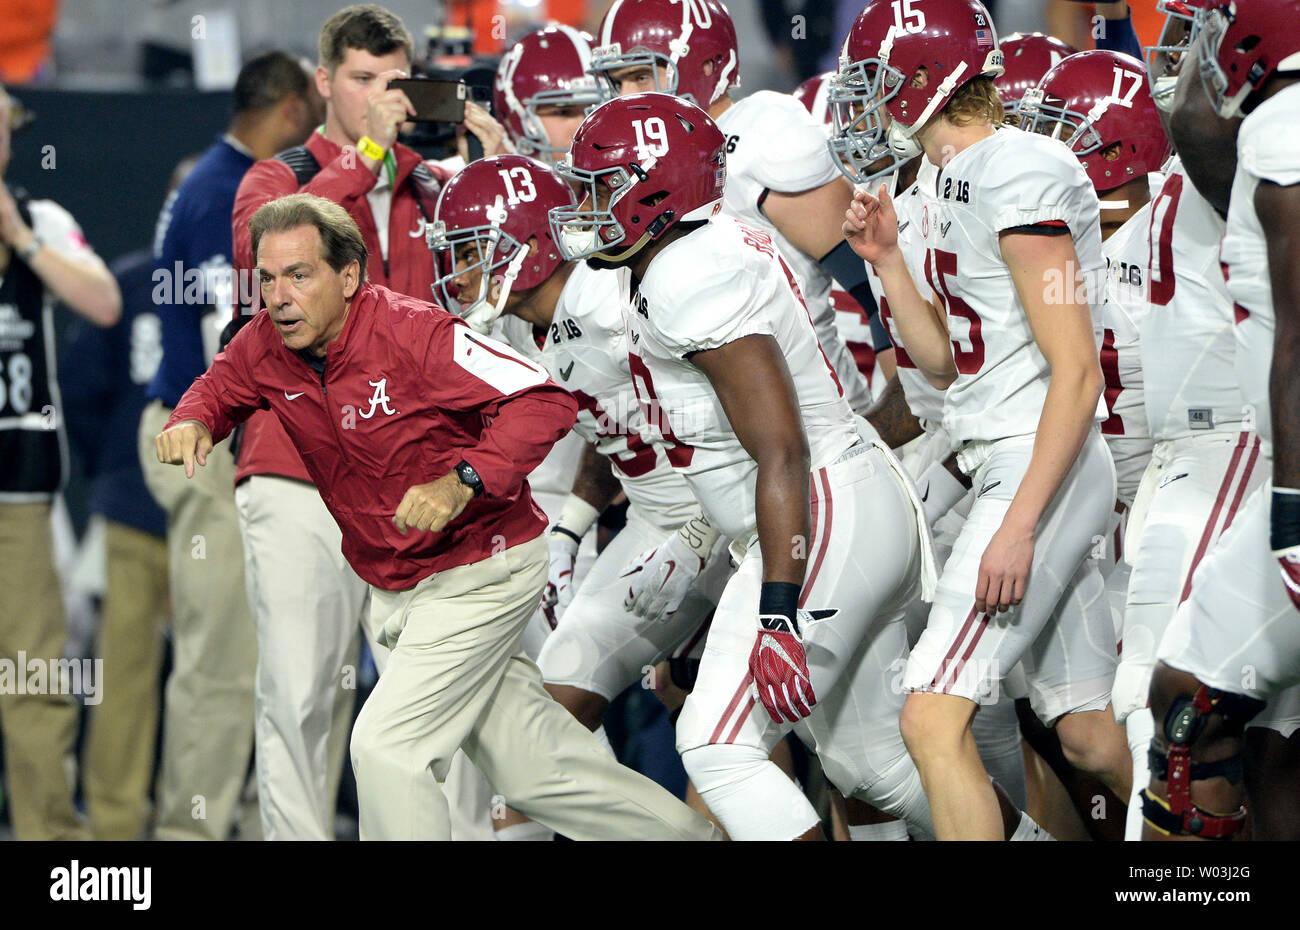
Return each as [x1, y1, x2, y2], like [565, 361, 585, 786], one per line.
[849, 820, 910, 841]
[593, 724, 615, 757]
[1010, 811, 1055, 841]
[493, 822, 555, 842]
[1125, 708, 1154, 841]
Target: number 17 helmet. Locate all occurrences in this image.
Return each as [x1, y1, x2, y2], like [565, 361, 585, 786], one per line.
[428, 155, 575, 331]
[549, 92, 726, 263]
[1019, 50, 1170, 192]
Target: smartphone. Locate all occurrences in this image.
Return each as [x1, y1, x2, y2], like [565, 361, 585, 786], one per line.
[388, 78, 467, 123]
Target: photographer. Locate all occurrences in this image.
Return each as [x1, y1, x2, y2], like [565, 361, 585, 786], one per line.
[229, 3, 507, 840]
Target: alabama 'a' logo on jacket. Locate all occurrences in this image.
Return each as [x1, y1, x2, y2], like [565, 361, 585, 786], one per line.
[359, 378, 397, 419]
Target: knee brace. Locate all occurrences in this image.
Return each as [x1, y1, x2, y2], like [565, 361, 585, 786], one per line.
[681, 742, 820, 841]
[1140, 685, 1265, 839]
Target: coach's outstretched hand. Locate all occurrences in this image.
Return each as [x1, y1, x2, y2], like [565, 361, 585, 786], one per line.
[393, 471, 474, 534]
[155, 419, 214, 479]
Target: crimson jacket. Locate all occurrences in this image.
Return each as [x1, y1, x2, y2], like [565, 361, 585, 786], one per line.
[229, 131, 447, 485]
[168, 282, 577, 591]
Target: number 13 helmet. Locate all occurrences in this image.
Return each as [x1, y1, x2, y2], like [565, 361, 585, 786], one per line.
[550, 93, 726, 264]
[429, 154, 575, 331]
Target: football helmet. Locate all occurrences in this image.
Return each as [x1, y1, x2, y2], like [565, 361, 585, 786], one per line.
[996, 32, 1079, 115]
[1195, 0, 1300, 118]
[549, 92, 726, 263]
[1019, 49, 1171, 192]
[493, 24, 607, 162]
[428, 154, 575, 332]
[792, 71, 834, 125]
[831, 0, 1003, 166]
[590, 0, 739, 108]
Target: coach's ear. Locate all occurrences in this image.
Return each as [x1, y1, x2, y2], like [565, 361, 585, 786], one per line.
[342, 259, 361, 299]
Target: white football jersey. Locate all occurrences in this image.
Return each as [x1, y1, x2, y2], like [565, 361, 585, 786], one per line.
[716, 91, 874, 414]
[1100, 188, 1158, 503]
[877, 159, 946, 428]
[918, 126, 1106, 444]
[620, 215, 861, 540]
[1142, 156, 1245, 441]
[498, 266, 694, 521]
[1222, 83, 1300, 450]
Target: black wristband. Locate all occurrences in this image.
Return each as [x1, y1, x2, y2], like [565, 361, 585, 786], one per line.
[551, 525, 583, 545]
[1271, 488, 1300, 552]
[759, 581, 801, 622]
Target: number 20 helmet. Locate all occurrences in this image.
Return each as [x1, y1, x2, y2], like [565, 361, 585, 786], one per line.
[549, 92, 726, 263]
[428, 155, 575, 332]
[493, 24, 606, 161]
[591, 0, 740, 108]
[833, 0, 1004, 164]
[1019, 50, 1171, 193]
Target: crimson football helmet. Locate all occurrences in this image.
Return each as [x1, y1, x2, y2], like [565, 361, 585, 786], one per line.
[1019, 50, 1170, 192]
[1195, 0, 1300, 118]
[793, 72, 834, 125]
[590, 0, 739, 109]
[549, 92, 726, 263]
[493, 24, 606, 162]
[832, 0, 1004, 166]
[429, 155, 575, 332]
[996, 32, 1079, 115]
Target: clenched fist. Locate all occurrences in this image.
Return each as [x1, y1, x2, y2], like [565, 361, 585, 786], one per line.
[155, 419, 214, 479]
[393, 470, 474, 534]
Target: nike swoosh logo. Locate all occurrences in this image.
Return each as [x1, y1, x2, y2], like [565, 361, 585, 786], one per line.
[284, 391, 304, 400]
[631, 332, 640, 343]
[920, 480, 930, 502]
[559, 360, 575, 381]
[978, 480, 1001, 497]
[661, 559, 676, 585]
[897, 220, 910, 234]
[1158, 472, 1190, 489]
[760, 634, 804, 677]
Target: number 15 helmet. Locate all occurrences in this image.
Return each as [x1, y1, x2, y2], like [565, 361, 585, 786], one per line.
[834, 0, 1004, 162]
[550, 92, 726, 263]
[429, 155, 575, 332]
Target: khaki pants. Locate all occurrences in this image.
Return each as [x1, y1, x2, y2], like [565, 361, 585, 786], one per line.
[83, 520, 169, 840]
[351, 534, 716, 841]
[236, 475, 374, 840]
[138, 399, 258, 839]
[0, 501, 89, 840]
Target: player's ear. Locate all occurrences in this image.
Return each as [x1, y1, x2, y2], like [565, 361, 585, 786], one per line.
[342, 259, 360, 299]
[526, 235, 540, 257]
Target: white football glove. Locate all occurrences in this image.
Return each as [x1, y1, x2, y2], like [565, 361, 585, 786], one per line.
[539, 495, 599, 629]
[620, 514, 721, 623]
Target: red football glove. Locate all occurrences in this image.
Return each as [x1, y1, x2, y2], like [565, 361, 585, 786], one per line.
[749, 610, 835, 724]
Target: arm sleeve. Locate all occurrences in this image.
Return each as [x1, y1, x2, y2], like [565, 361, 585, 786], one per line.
[985, 141, 1096, 233]
[651, 263, 783, 356]
[28, 200, 109, 269]
[165, 322, 268, 443]
[1095, 7, 1144, 62]
[1241, 115, 1300, 187]
[430, 322, 578, 497]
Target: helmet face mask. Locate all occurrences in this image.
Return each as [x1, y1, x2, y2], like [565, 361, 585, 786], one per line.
[518, 83, 606, 159]
[591, 45, 681, 100]
[827, 67, 911, 187]
[1146, 0, 1204, 112]
[1018, 89, 1102, 154]
[428, 217, 527, 326]
[549, 163, 647, 262]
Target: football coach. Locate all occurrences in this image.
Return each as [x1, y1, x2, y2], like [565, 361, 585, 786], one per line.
[154, 193, 715, 841]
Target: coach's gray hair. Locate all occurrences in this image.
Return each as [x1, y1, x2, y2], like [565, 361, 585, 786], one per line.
[250, 193, 368, 280]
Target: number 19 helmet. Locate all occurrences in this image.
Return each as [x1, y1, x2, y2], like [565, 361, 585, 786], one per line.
[429, 155, 575, 332]
[1019, 50, 1170, 192]
[591, 0, 740, 108]
[549, 92, 726, 264]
